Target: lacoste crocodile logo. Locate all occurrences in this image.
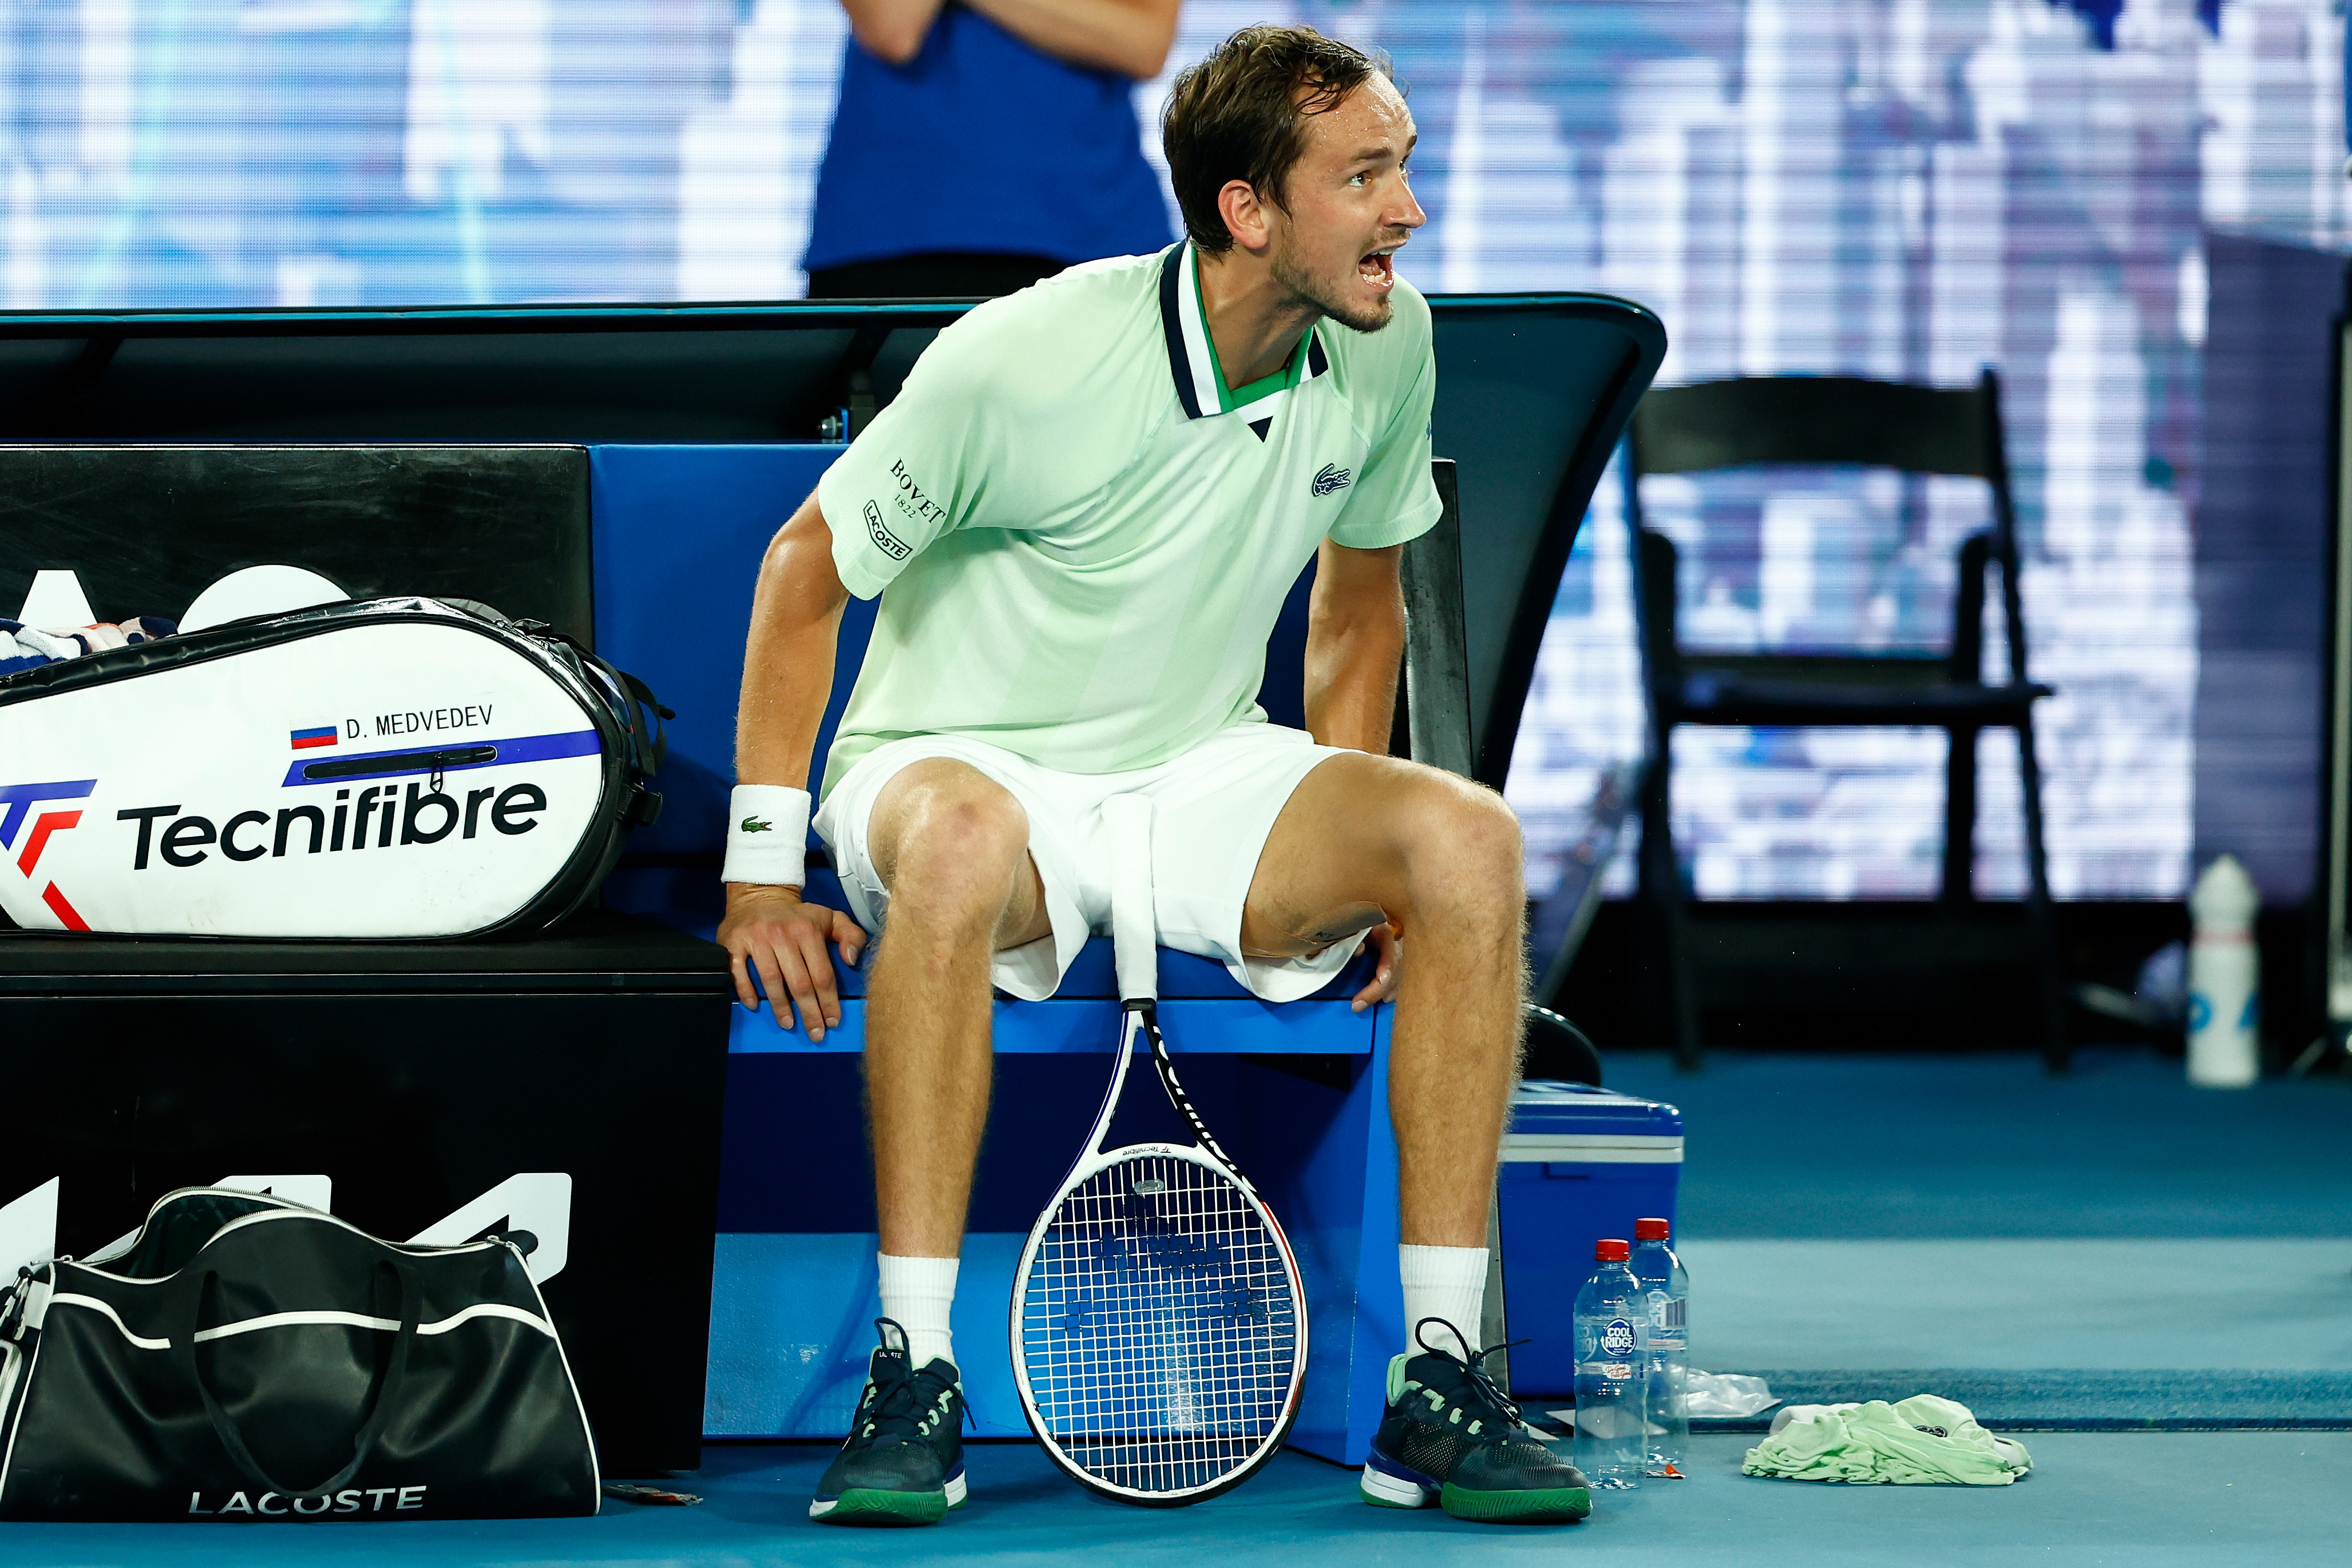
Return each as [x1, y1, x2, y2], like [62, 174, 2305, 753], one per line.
[1312, 463, 1352, 497]
[741, 817, 773, 833]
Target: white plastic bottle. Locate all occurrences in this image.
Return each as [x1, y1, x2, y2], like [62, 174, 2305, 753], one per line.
[1572, 1238, 1648, 1489]
[1631, 1217, 1689, 1476]
[2187, 854, 2260, 1088]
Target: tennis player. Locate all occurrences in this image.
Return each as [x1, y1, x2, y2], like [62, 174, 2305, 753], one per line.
[723, 24, 1589, 1527]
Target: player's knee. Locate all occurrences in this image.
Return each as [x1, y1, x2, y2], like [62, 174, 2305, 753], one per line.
[882, 773, 1030, 914]
[1401, 779, 1523, 921]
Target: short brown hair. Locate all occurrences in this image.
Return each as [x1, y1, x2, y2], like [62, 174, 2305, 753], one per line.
[1161, 26, 1386, 254]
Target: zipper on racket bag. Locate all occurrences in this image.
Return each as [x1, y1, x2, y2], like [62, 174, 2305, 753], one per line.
[299, 745, 496, 783]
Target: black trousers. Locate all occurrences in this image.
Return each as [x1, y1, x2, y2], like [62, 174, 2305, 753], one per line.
[804, 251, 1067, 299]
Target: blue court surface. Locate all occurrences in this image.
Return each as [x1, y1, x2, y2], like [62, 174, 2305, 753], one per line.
[9, 1432, 2347, 1567]
[1607, 1050, 2352, 1428]
[1603, 1049, 2352, 1240]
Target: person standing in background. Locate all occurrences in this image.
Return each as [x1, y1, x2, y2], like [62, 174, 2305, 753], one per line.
[804, 0, 1181, 298]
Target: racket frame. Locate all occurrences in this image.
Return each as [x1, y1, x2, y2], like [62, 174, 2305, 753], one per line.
[1008, 1000, 1309, 1506]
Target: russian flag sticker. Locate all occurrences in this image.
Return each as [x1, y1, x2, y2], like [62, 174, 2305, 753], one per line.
[290, 725, 339, 750]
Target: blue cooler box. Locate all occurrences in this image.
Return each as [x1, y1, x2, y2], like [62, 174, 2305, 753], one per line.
[1496, 1079, 1684, 1397]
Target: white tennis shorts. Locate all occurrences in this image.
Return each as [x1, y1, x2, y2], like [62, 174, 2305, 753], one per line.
[813, 722, 1364, 1003]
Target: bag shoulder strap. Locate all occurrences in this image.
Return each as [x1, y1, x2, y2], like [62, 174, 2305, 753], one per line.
[169, 1256, 421, 1502]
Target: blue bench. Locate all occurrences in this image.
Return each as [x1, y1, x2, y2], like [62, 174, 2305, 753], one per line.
[715, 884, 1408, 1462]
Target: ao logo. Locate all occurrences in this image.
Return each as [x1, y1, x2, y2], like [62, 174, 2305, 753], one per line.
[1601, 1317, 1637, 1356]
[0, 1172, 572, 1284]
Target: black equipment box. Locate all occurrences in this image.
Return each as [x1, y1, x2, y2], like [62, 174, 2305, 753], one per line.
[0, 912, 730, 1474]
[0, 444, 594, 646]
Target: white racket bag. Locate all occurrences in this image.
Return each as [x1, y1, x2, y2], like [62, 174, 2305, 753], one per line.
[0, 597, 666, 940]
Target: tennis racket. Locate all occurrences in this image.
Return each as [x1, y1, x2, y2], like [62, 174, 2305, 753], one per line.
[1009, 794, 1306, 1505]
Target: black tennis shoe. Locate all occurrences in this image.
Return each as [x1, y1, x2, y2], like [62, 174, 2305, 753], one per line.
[810, 1320, 967, 1526]
[1360, 1319, 1592, 1523]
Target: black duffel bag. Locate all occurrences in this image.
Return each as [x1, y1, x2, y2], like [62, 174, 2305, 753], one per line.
[0, 1188, 600, 1521]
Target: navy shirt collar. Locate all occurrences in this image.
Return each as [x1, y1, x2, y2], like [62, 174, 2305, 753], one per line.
[1159, 244, 1328, 421]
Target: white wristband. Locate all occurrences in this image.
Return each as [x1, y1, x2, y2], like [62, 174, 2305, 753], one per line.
[722, 785, 811, 888]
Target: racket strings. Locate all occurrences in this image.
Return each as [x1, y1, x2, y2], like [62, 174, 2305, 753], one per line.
[1019, 1153, 1300, 1495]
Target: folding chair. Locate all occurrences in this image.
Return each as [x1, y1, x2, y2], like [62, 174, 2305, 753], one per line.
[1624, 370, 2067, 1071]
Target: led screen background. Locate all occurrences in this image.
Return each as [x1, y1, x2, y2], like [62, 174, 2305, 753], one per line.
[7, 0, 2342, 904]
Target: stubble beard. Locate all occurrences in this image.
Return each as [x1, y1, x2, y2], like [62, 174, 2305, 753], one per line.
[1269, 240, 1395, 335]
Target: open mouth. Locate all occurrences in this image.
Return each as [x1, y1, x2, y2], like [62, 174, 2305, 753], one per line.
[1358, 250, 1396, 291]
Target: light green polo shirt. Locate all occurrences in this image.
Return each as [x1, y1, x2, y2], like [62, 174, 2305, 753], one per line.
[814, 242, 1442, 797]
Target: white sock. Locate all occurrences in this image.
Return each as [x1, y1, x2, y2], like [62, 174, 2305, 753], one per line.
[877, 1253, 959, 1371]
[1400, 1244, 1488, 1359]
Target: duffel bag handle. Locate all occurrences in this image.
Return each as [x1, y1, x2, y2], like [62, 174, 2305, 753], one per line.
[169, 1259, 422, 1502]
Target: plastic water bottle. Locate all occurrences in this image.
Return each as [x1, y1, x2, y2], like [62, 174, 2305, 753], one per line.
[1631, 1217, 1689, 1476]
[2187, 855, 2260, 1088]
[1572, 1238, 1648, 1488]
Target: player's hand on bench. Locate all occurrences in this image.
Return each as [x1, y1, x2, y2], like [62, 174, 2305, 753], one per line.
[720, 885, 869, 1040]
[1352, 921, 1402, 1013]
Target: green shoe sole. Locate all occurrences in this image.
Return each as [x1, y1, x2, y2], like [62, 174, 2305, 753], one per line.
[812, 1487, 949, 1526]
[1438, 1482, 1593, 1523]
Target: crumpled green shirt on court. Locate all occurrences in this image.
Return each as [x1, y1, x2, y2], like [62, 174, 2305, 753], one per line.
[1743, 1395, 2033, 1485]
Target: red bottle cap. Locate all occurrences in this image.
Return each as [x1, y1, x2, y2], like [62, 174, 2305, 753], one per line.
[1595, 1238, 1630, 1262]
[1635, 1217, 1671, 1241]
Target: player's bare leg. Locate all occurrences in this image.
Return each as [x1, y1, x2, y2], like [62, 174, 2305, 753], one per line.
[809, 760, 1048, 1525]
[1248, 754, 1582, 1523]
[1241, 753, 1525, 1248]
[862, 758, 1052, 1258]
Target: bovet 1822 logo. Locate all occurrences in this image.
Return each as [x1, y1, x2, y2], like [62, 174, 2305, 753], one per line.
[886, 458, 947, 529]
[1312, 463, 1353, 497]
[0, 778, 98, 929]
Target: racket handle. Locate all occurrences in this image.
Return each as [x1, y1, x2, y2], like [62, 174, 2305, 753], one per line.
[1103, 793, 1158, 1007]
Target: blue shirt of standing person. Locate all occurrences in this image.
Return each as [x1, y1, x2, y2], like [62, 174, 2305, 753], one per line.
[804, 0, 1181, 298]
